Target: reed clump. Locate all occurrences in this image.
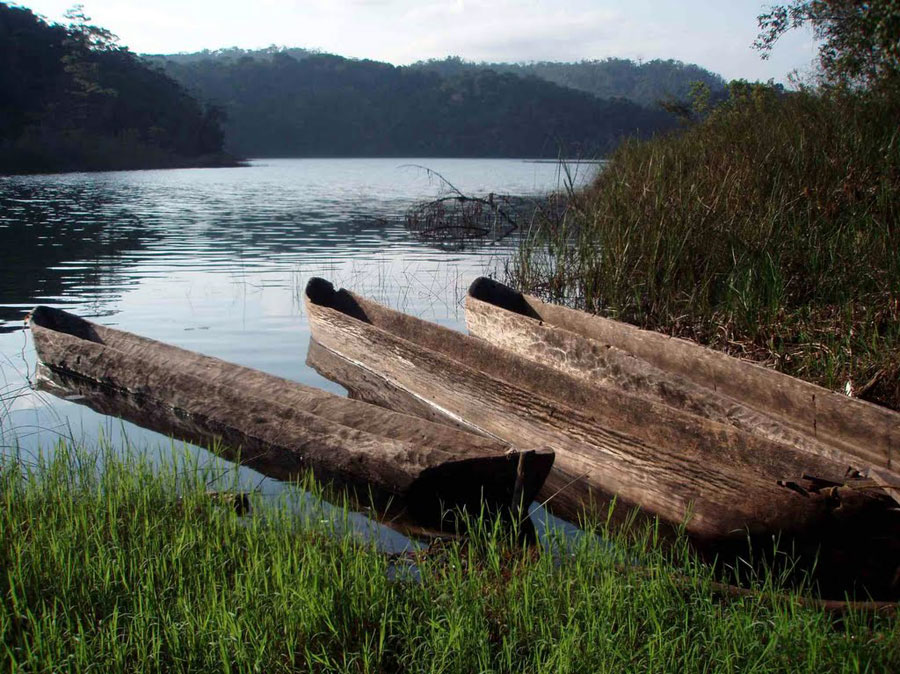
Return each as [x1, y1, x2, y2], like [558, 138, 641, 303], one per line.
[2, 443, 899, 672]
[510, 83, 900, 410]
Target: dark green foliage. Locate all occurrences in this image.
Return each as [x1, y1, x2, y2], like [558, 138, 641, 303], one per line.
[144, 45, 317, 66]
[510, 84, 900, 410]
[0, 3, 231, 174]
[155, 51, 677, 158]
[412, 56, 728, 108]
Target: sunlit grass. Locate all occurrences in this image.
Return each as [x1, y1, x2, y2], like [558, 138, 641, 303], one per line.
[1, 442, 898, 672]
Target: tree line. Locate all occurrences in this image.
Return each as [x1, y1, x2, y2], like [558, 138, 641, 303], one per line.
[410, 57, 727, 108]
[3, 1, 730, 171]
[153, 51, 681, 158]
[0, 3, 231, 174]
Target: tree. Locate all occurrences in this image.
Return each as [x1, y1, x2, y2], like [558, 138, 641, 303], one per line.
[755, 1, 900, 90]
[0, 2, 230, 172]
[63, 4, 120, 52]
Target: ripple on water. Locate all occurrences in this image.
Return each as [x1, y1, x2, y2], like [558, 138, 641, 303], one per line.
[0, 158, 597, 546]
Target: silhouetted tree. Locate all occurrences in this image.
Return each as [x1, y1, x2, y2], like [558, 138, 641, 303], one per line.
[756, 0, 900, 90]
[0, 2, 231, 174]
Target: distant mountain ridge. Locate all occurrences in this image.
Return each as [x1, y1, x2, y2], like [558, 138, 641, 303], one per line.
[148, 49, 692, 158]
[146, 46, 316, 66]
[410, 57, 728, 108]
[151, 48, 727, 108]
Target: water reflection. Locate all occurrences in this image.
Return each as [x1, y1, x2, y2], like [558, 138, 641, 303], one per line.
[0, 158, 596, 538]
[34, 365, 563, 551]
[0, 182, 157, 324]
[34, 367, 447, 549]
[1, 159, 585, 331]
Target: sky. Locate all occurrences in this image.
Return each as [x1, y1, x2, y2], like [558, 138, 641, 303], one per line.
[18, 1, 819, 83]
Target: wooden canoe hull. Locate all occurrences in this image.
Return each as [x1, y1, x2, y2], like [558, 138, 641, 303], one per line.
[27, 306, 553, 528]
[35, 367, 533, 537]
[304, 277, 900, 598]
[465, 276, 899, 472]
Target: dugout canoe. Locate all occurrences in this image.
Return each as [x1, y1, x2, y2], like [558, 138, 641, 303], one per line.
[465, 276, 900, 475]
[26, 306, 554, 528]
[304, 277, 900, 599]
[34, 368, 495, 539]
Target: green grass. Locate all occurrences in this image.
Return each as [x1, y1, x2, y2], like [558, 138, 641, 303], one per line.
[1, 442, 899, 672]
[509, 84, 900, 410]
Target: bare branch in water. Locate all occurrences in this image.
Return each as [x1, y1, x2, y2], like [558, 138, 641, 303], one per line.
[399, 164, 466, 199]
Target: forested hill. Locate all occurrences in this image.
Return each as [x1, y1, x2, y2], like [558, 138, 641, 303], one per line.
[150, 51, 678, 158]
[0, 4, 232, 174]
[411, 57, 728, 108]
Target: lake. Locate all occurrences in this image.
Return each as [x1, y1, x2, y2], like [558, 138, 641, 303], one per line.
[0, 158, 597, 546]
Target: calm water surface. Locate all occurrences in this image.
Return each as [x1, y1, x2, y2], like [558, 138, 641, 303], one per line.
[0, 158, 597, 546]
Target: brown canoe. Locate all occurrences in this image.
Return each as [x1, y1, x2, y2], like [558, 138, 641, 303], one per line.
[34, 368, 488, 539]
[304, 277, 900, 599]
[27, 306, 554, 528]
[465, 276, 900, 473]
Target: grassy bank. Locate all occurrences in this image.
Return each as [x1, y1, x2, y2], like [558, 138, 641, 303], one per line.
[1, 444, 898, 672]
[509, 84, 900, 410]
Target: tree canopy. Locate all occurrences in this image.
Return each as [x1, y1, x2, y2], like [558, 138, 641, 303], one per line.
[410, 57, 727, 108]
[0, 3, 230, 173]
[756, 0, 900, 90]
[155, 51, 680, 158]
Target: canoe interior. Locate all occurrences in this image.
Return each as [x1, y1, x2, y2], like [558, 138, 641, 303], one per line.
[307, 338, 487, 435]
[30, 304, 102, 342]
[467, 276, 900, 472]
[26, 305, 554, 531]
[304, 277, 900, 601]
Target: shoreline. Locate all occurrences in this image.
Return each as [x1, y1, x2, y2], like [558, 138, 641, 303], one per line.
[0, 153, 246, 178]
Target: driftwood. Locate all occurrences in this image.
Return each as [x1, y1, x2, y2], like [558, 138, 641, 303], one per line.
[466, 277, 900, 473]
[405, 194, 521, 243]
[27, 306, 553, 529]
[401, 164, 521, 245]
[304, 277, 900, 599]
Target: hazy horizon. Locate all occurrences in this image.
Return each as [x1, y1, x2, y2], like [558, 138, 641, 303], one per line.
[20, 1, 818, 85]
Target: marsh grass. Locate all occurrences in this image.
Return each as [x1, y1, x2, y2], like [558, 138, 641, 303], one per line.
[2, 443, 899, 672]
[509, 85, 900, 410]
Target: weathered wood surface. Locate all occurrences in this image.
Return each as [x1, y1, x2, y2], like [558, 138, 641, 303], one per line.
[466, 277, 899, 472]
[35, 368, 482, 534]
[27, 306, 553, 526]
[307, 339, 485, 435]
[304, 277, 900, 597]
